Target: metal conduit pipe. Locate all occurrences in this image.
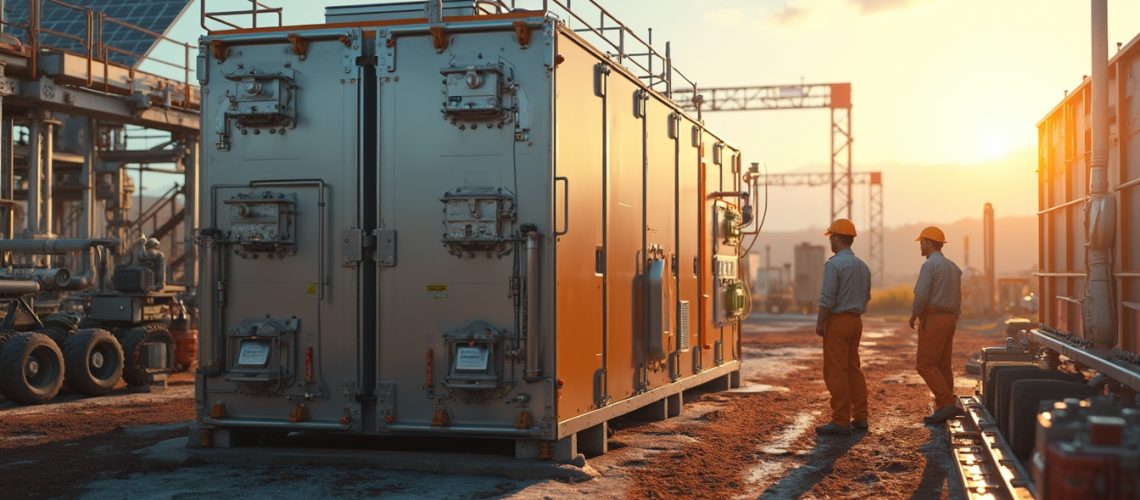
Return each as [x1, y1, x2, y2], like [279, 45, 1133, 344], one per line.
[27, 115, 40, 235]
[0, 238, 115, 289]
[66, 247, 97, 289]
[198, 230, 223, 377]
[524, 226, 541, 379]
[0, 267, 70, 289]
[1083, 0, 1118, 348]
[0, 280, 41, 296]
[0, 238, 117, 254]
[42, 117, 58, 236]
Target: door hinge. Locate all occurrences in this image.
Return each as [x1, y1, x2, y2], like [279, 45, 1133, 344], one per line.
[341, 228, 378, 267]
[374, 228, 397, 268]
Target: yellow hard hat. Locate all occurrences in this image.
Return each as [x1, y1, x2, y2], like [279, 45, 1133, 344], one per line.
[915, 226, 947, 243]
[824, 219, 857, 237]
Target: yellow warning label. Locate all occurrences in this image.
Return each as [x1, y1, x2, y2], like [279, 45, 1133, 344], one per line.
[426, 284, 448, 299]
[305, 283, 319, 297]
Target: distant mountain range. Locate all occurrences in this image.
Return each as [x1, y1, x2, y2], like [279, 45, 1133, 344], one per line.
[747, 215, 1037, 286]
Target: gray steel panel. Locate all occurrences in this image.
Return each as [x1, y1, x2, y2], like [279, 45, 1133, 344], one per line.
[375, 24, 556, 434]
[199, 16, 746, 440]
[198, 30, 364, 425]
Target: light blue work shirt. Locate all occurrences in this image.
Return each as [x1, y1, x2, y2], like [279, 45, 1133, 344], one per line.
[819, 248, 872, 315]
[911, 250, 962, 317]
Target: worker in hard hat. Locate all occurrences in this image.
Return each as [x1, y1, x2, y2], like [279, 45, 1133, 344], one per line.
[909, 226, 963, 424]
[815, 218, 872, 436]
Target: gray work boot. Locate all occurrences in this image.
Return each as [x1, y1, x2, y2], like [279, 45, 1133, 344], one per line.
[815, 423, 852, 436]
[923, 405, 963, 424]
[852, 420, 869, 432]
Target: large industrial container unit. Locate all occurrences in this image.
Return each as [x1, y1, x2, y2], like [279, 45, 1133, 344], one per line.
[193, 1, 753, 459]
[949, 2, 1140, 497]
[793, 242, 824, 313]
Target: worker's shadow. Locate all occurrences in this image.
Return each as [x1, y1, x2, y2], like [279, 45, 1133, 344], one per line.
[910, 425, 965, 499]
[759, 431, 867, 499]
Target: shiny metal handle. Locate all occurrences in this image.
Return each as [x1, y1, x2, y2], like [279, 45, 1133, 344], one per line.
[555, 176, 569, 236]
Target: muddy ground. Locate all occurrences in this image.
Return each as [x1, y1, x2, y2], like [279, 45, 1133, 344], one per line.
[0, 313, 1005, 499]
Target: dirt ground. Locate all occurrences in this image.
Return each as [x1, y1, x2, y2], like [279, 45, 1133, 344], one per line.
[0, 313, 1006, 499]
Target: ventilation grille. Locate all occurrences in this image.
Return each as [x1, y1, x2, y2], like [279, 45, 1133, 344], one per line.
[679, 300, 690, 351]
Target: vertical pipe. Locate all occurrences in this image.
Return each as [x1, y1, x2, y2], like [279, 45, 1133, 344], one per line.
[0, 117, 11, 241]
[29, 0, 38, 79]
[27, 115, 41, 236]
[183, 136, 199, 289]
[0, 81, 7, 240]
[1083, 0, 1117, 347]
[42, 117, 56, 236]
[80, 119, 95, 240]
[525, 228, 541, 379]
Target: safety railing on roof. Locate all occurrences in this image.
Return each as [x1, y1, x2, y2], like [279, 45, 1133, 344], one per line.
[201, 0, 283, 31]
[0, 0, 195, 108]
[202, 0, 699, 102]
[525, 0, 699, 100]
[456, 0, 700, 99]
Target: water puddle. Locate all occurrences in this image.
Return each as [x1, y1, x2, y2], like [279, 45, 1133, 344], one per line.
[757, 412, 817, 456]
[728, 383, 791, 394]
[742, 411, 819, 492]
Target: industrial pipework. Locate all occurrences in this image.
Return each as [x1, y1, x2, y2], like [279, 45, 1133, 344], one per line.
[1083, 0, 1117, 347]
[0, 238, 119, 290]
[524, 225, 541, 380]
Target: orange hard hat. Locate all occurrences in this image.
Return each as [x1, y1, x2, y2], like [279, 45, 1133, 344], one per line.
[915, 226, 948, 243]
[824, 219, 857, 237]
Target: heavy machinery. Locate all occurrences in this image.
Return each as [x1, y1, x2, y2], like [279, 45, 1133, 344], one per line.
[193, 0, 754, 459]
[0, 237, 182, 404]
[0, 278, 124, 404]
[0, 1, 201, 404]
[948, 2, 1140, 497]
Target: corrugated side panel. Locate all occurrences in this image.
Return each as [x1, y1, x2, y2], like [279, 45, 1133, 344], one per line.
[1037, 38, 1139, 353]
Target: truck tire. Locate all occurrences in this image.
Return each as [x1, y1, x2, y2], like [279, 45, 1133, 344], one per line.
[1007, 380, 1096, 461]
[118, 324, 174, 386]
[0, 332, 65, 404]
[42, 312, 82, 346]
[993, 367, 1082, 436]
[63, 329, 124, 395]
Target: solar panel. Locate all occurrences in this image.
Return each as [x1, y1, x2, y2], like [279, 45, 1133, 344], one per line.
[2, 0, 191, 68]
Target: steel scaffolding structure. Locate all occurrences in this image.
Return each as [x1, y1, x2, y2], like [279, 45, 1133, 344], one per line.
[0, 0, 200, 291]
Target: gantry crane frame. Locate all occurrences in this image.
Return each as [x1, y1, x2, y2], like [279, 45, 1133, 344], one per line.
[673, 83, 884, 286]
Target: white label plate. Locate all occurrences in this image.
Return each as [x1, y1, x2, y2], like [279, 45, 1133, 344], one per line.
[455, 346, 489, 371]
[238, 341, 271, 366]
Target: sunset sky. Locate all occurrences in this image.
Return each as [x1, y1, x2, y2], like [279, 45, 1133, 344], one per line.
[166, 0, 1140, 231]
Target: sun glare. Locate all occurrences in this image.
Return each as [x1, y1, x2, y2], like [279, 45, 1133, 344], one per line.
[977, 130, 1011, 162]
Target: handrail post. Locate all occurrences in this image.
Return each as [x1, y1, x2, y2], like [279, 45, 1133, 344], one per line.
[29, 0, 39, 79]
[85, 8, 93, 86]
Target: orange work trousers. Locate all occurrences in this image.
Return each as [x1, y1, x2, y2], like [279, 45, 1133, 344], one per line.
[916, 312, 957, 408]
[823, 313, 868, 426]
